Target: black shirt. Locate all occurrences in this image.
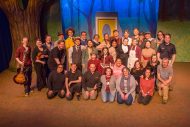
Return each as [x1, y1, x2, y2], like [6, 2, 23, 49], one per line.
[82, 71, 101, 91]
[47, 70, 65, 91]
[66, 70, 82, 83]
[130, 68, 144, 84]
[146, 61, 160, 78]
[157, 42, 176, 60]
[48, 47, 66, 71]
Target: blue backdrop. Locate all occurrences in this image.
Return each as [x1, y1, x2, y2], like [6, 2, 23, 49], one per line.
[60, 0, 159, 38]
[0, 9, 12, 72]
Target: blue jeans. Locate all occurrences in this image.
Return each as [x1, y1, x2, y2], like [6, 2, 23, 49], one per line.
[117, 92, 133, 105]
[101, 91, 115, 102]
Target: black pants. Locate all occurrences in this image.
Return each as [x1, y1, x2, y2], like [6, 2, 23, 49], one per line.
[66, 83, 81, 100]
[47, 90, 65, 99]
[34, 63, 46, 90]
[21, 66, 32, 94]
[138, 93, 152, 105]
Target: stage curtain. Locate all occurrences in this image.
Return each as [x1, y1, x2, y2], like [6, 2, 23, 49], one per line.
[0, 9, 12, 72]
[60, 0, 159, 38]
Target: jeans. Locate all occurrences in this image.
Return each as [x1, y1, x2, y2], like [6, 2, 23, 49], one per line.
[101, 91, 115, 102]
[117, 92, 133, 105]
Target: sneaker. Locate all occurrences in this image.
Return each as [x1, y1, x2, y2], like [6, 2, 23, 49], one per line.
[25, 93, 29, 97]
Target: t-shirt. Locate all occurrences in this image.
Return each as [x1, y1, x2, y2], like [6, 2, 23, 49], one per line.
[157, 65, 173, 80]
[66, 70, 82, 82]
[157, 42, 176, 60]
[48, 47, 66, 70]
[47, 70, 65, 91]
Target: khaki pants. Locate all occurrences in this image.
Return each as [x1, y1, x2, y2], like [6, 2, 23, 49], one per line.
[158, 81, 170, 101]
[82, 87, 97, 100]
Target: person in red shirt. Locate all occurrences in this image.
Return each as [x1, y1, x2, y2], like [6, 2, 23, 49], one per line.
[87, 52, 101, 73]
[15, 37, 32, 96]
[138, 68, 155, 105]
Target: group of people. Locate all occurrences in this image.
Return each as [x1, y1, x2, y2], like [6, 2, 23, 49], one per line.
[15, 27, 176, 105]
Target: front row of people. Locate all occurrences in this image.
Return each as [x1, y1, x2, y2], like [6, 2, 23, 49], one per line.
[47, 57, 173, 105]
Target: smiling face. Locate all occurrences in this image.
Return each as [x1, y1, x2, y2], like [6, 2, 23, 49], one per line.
[105, 68, 112, 76]
[111, 41, 117, 48]
[133, 28, 139, 36]
[89, 64, 96, 73]
[145, 69, 151, 79]
[87, 40, 93, 48]
[145, 41, 151, 48]
[22, 37, 29, 45]
[104, 34, 109, 41]
[58, 41, 64, 49]
[81, 32, 87, 40]
[68, 30, 73, 37]
[45, 36, 52, 43]
[164, 35, 171, 44]
[71, 64, 77, 72]
[115, 59, 122, 67]
[57, 65, 63, 73]
[36, 40, 42, 48]
[103, 48, 108, 55]
[123, 68, 129, 77]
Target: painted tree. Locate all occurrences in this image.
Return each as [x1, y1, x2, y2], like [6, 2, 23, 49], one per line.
[0, 0, 51, 68]
[73, 0, 95, 38]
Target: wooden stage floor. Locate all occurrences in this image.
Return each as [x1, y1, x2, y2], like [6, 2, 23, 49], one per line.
[0, 62, 190, 127]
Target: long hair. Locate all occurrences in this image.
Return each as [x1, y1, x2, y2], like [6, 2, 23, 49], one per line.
[132, 60, 144, 72]
[143, 67, 153, 80]
[100, 47, 110, 58]
[104, 67, 113, 75]
[149, 54, 158, 65]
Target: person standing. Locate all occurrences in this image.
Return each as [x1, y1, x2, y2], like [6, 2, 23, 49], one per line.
[116, 38, 130, 67]
[54, 32, 65, 47]
[141, 40, 156, 67]
[82, 40, 98, 73]
[15, 37, 32, 96]
[80, 31, 88, 46]
[32, 39, 47, 91]
[128, 39, 141, 69]
[157, 33, 176, 66]
[68, 37, 86, 71]
[48, 41, 67, 71]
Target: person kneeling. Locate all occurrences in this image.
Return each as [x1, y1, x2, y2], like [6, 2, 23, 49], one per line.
[101, 67, 116, 102]
[116, 67, 136, 105]
[47, 64, 66, 99]
[65, 63, 82, 101]
[82, 63, 101, 100]
[138, 68, 154, 105]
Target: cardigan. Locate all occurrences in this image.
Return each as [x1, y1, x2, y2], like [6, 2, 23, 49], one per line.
[101, 75, 116, 96]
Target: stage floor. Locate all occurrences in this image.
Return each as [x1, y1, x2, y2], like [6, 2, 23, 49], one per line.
[0, 63, 190, 127]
